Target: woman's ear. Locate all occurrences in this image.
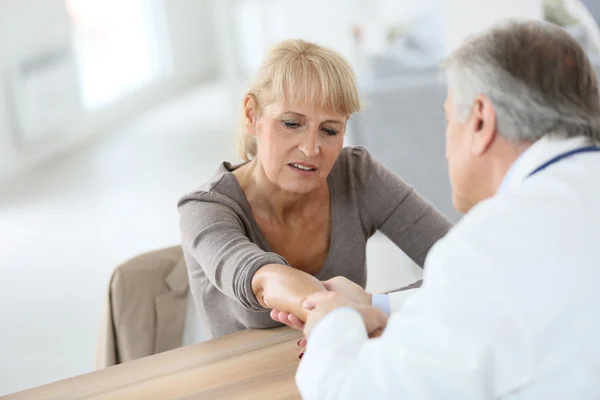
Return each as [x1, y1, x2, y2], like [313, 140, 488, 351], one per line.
[244, 95, 259, 136]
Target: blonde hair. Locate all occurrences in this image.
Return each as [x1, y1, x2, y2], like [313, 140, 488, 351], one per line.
[238, 39, 362, 161]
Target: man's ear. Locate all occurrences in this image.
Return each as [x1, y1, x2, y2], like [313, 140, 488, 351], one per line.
[244, 95, 259, 136]
[470, 95, 497, 155]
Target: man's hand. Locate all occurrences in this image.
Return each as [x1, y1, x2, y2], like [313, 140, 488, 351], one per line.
[322, 276, 372, 306]
[269, 276, 372, 332]
[302, 291, 388, 338]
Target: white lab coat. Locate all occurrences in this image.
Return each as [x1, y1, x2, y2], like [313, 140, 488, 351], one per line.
[296, 136, 600, 399]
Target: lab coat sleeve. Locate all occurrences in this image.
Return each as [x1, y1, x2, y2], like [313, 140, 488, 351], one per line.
[296, 309, 493, 400]
[388, 288, 418, 314]
[296, 236, 524, 399]
[295, 308, 370, 400]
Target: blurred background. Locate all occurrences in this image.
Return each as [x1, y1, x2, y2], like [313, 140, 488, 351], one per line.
[1, 0, 598, 395]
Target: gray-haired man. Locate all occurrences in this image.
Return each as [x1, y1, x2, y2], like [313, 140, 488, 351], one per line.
[297, 19, 600, 399]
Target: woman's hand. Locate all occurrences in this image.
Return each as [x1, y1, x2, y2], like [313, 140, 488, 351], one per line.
[269, 310, 308, 358]
[269, 309, 305, 330]
[302, 291, 388, 338]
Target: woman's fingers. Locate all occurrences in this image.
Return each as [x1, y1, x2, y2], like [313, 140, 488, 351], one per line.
[298, 345, 306, 359]
[279, 311, 295, 328]
[278, 311, 292, 326]
[288, 313, 305, 329]
[271, 309, 294, 328]
[271, 309, 307, 330]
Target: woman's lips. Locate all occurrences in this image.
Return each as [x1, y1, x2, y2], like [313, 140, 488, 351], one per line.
[288, 163, 318, 175]
[289, 162, 317, 171]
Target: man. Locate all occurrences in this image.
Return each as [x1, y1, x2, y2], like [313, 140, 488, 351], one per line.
[296, 19, 600, 399]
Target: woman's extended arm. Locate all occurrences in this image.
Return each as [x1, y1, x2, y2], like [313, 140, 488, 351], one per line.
[179, 196, 325, 317]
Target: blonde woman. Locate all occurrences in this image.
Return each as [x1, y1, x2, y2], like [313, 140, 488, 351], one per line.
[178, 39, 452, 341]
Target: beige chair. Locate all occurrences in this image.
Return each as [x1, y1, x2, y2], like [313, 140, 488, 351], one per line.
[96, 246, 190, 369]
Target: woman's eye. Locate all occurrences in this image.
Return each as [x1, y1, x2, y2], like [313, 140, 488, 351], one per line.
[323, 128, 339, 136]
[283, 121, 301, 129]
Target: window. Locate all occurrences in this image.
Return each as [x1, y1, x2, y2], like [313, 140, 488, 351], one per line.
[66, 0, 171, 110]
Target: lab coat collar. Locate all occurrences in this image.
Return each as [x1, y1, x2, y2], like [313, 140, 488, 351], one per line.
[499, 135, 591, 193]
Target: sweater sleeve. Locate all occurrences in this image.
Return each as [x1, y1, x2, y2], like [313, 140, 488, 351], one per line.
[178, 194, 289, 311]
[351, 147, 453, 267]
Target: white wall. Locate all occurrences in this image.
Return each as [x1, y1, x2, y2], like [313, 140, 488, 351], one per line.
[231, 0, 547, 80]
[441, 0, 544, 54]
[0, 0, 218, 185]
[163, 0, 217, 80]
[234, 0, 373, 76]
[0, 0, 74, 182]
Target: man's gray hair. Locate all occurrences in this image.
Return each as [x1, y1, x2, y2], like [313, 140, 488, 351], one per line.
[442, 19, 600, 144]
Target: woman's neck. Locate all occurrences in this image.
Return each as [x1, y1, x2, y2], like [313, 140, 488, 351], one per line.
[234, 159, 327, 223]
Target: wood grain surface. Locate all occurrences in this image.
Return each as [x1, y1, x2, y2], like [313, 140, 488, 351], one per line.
[7, 327, 304, 400]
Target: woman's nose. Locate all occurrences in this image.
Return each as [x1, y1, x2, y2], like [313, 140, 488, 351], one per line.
[299, 130, 320, 158]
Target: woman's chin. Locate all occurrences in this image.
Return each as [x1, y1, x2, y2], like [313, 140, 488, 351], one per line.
[278, 180, 324, 196]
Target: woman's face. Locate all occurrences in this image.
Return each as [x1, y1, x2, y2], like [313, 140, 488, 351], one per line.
[246, 98, 347, 195]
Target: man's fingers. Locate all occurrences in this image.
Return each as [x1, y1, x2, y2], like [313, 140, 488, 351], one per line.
[355, 305, 388, 337]
[302, 291, 333, 309]
[322, 276, 345, 291]
[322, 279, 334, 291]
[369, 328, 384, 338]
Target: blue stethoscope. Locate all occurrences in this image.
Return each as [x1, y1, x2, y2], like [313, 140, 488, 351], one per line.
[527, 145, 600, 178]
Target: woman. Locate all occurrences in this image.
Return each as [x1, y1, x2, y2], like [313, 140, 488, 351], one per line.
[178, 39, 452, 340]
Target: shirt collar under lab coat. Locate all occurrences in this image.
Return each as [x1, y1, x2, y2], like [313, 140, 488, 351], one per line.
[498, 135, 592, 194]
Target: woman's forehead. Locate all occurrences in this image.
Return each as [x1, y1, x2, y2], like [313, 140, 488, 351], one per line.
[266, 100, 347, 121]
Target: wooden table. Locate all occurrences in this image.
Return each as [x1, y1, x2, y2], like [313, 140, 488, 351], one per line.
[7, 327, 304, 400]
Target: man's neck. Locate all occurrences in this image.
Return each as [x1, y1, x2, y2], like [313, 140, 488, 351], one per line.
[490, 139, 532, 196]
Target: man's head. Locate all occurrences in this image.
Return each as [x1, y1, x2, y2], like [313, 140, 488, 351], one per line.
[442, 19, 600, 213]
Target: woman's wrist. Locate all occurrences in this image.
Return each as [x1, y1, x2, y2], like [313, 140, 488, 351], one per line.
[251, 264, 326, 319]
